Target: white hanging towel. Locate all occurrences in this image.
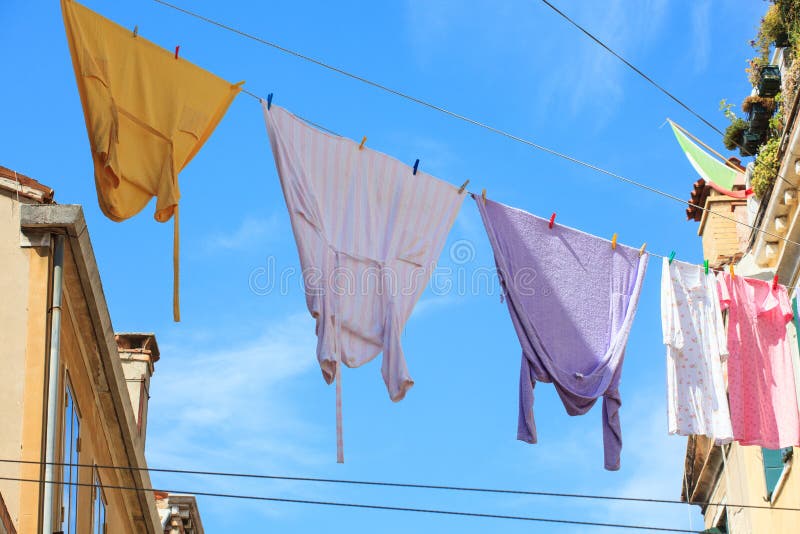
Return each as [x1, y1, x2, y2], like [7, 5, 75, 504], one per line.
[263, 104, 465, 462]
[661, 258, 733, 444]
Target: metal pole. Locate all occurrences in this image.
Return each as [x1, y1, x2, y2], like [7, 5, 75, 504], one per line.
[41, 234, 65, 534]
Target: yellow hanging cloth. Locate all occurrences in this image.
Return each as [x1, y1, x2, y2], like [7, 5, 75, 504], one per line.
[61, 0, 243, 321]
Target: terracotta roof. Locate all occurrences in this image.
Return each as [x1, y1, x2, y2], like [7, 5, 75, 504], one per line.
[0, 165, 55, 203]
[686, 179, 710, 222]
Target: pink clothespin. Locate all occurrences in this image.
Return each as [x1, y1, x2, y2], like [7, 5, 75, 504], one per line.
[175, 45, 180, 59]
[549, 213, 556, 229]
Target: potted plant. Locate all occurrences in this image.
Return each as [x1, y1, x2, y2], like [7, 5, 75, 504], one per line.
[759, 65, 783, 97]
[751, 136, 781, 197]
[742, 95, 776, 131]
[742, 130, 763, 157]
[723, 117, 748, 151]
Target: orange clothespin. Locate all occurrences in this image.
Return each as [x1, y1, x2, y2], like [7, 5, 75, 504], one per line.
[174, 45, 180, 59]
[639, 242, 646, 257]
[730, 264, 735, 279]
[359, 136, 367, 150]
[481, 189, 486, 205]
[611, 233, 618, 250]
[773, 274, 779, 290]
[458, 180, 469, 194]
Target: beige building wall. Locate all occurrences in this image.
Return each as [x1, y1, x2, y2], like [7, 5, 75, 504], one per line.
[702, 444, 799, 533]
[698, 193, 748, 268]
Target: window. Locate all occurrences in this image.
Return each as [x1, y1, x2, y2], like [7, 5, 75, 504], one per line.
[59, 382, 80, 534]
[762, 446, 793, 499]
[92, 468, 106, 534]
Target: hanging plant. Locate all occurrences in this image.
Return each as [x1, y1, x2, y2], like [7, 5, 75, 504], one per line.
[723, 118, 749, 151]
[742, 95, 777, 114]
[751, 136, 781, 198]
[755, 5, 789, 56]
[747, 56, 769, 87]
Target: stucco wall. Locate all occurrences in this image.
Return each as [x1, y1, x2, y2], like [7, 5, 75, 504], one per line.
[0, 192, 33, 531]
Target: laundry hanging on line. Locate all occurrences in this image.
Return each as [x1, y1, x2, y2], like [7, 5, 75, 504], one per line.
[718, 272, 800, 449]
[661, 258, 732, 445]
[61, 0, 243, 321]
[263, 103, 465, 463]
[475, 196, 648, 471]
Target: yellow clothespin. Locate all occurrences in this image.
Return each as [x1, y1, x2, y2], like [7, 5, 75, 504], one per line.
[730, 264, 735, 279]
[481, 189, 486, 205]
[639, 242, 646, 257]
[611, 233, 618, 250]
[359, 136, 367, 150]
[458, 180, 469, 194]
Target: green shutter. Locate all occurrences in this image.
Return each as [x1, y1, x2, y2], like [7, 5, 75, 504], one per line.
[762, 448, 785, 497]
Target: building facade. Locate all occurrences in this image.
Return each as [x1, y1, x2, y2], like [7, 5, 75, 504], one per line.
[0, 166, 202, 534]
[681, 47, 800, 534]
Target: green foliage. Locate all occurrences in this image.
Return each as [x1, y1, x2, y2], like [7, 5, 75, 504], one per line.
[723, 118, 748, 151]
[752, 136, 781, 198]
[720, 99, 738, 122]
[754, 5, 788, 57]
[770, 93, 785, 134]
[747, 56, 769, 87]
[742, 95, 777, 113]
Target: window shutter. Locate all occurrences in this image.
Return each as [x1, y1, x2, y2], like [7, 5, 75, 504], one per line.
[762, 447, 785, 497]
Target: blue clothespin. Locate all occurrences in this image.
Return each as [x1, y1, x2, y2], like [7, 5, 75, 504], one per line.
[668, 251, 676, 264]
[266, 93, 273, 110]
[413, 159, 420, 175]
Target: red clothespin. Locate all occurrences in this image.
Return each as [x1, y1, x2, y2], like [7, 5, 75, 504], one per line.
[773, 274, 779, 290]
[174, 45, 180, 59]
[549, 213, 556, 229]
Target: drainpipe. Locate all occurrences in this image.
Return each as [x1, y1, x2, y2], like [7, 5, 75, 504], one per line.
[41, 234, 65, 534]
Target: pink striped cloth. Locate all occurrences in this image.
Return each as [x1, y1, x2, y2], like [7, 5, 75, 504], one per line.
[264, 104, 465, 462]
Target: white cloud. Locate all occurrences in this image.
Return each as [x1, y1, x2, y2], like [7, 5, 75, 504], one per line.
[205, 213, 282, 251]
[145, 313, 328, 519]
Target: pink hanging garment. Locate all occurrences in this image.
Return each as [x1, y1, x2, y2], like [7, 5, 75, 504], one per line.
[717, 272, 800, 448]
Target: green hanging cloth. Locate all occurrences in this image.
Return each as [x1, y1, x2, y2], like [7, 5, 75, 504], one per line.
[669, 120, 738, 191]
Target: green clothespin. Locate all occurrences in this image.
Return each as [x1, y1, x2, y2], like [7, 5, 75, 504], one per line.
[704, 260, 709, 275]
[668, 251, 676, 264]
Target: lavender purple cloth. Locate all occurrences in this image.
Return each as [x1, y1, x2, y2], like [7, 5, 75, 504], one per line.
[476, 197, 648, 470]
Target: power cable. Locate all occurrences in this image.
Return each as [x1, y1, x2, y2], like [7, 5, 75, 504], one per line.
[2, 458, 799, 513]
[0, 474, 700, 532]
[151, 0, 800, 254]
[536, 0, 795, 188]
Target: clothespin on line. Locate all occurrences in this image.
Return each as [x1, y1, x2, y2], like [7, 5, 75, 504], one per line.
[359, 136, 367, 150]
[267, 93, 273, 110]
[773, 274, 779, 290]
[133, 25, 138, 38]
[413, 159, 420, 175]
[481, 189, 486, 206]
[639, 243, 646, 257]
[704, 260, 709, 275]
[611, 233, 618, 250]
[549, 213, 556, 229]
[174, 45, 180, 59]
[730, 264, 735, 279]
[668, 251, 676, 264]
[458, 180, 469, 194]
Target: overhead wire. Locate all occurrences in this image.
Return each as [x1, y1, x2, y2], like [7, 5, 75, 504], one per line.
[1, 458, 799, 513]
[151, 0, 800, 257]
[0, 474, 700, 532]
[536, 0, 796, 188]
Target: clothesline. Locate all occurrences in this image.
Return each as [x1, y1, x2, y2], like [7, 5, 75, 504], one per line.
[242, 88, 790, 284]
[155, 0, 800, 254]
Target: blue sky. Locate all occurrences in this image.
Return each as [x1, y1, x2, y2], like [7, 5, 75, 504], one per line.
[1, 0, 769, 531]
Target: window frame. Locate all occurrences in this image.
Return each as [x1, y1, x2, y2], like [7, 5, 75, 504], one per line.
[761, 446, 793, 501]
[58, 374, 81, 534]
[92, 466, 107, 534]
